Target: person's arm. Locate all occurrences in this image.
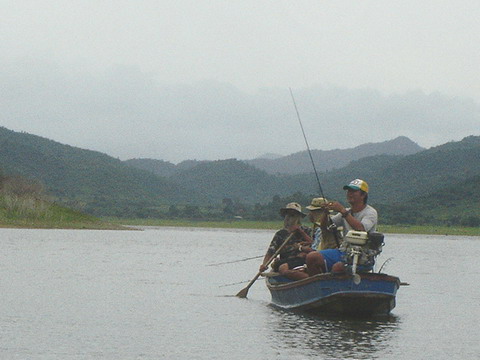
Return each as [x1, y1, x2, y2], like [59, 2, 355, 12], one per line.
[259, 252, 273, 272]
[288, 225, 312, 245]
[259, 231, 281, 271]
[327, 201, 365, 231]
[342, 211, 365, 231]
[359, 207, 378, 232]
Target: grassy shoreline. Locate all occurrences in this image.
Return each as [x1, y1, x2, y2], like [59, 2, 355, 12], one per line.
[1, 214, 478, 236]
[0, 218, 129, 230]
[109, 218, 480, 236]
[0, 203, 128, 230]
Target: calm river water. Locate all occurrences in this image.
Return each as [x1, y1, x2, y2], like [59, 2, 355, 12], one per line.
[0, 227, 479, 359]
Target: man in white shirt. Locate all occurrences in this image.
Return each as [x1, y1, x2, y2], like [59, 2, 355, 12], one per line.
[305, 179, 378, 275]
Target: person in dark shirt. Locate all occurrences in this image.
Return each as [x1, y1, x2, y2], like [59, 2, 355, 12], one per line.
[259, 202, 313, 281]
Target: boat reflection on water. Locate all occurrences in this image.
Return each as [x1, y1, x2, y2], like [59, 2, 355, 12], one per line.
[266, 307, 399, 359]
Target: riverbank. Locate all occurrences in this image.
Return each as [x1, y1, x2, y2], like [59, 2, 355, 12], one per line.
[109, 218, 480, 236]
[0, 204, 128, 230]
[2, 213, 478, 235]
[0, 219, 128, 230]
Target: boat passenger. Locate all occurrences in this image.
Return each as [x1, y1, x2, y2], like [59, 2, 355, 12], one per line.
[259, 202, 313, 281]
[306, 197, 340, 250]
[306, 179, 378, 275]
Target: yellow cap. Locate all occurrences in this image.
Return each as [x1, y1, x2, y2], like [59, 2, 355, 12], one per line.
[343, 179, 369, 193]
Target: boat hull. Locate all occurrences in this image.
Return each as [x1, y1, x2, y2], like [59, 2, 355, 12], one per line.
[266, 273, 400, 316]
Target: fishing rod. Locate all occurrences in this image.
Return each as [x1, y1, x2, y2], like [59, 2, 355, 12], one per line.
[289, 88, 326, 200]
[289, 88, 340, 247]
[207, 255, 263, 267]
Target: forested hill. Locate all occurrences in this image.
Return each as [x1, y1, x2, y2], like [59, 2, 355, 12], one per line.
[377, 174, 480, 226]
[125, 136, 424, 177]
[123, 158, 207, 177]
[171, 159, 290, 203]
[159, 136, 480, 225]
[314, 136, 480, 203]
[1, 125, 479, 225]
[0, 127, 195, 216]
[245, 136, 424, 174]
[130, 135, 480, 207]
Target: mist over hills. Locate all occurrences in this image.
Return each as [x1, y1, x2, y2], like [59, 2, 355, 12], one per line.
[0, 125, 479, 225]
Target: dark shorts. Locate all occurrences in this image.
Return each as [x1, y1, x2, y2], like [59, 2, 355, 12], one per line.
[273, 256, 306, 271]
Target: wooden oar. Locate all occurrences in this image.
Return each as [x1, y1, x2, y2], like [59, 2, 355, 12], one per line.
[236, 232, 295, 298]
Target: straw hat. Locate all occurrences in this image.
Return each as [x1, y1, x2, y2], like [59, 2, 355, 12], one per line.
[306, 197, 328, 211]
[279, 202, 306, 217]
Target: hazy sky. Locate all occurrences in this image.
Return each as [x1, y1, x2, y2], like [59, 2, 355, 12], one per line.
[1, 0, 479, 163]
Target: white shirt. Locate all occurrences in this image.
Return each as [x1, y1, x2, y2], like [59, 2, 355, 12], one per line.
[331, 204, 378, 236]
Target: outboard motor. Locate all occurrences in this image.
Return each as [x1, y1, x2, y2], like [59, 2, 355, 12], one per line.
[343, 231, 368, 276]
[342, 231, 384, 276]
[367, 232, 384, 252]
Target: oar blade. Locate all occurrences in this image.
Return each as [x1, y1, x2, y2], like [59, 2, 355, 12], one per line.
[235, 287, 249, 298]
[235, 233, 294, 298]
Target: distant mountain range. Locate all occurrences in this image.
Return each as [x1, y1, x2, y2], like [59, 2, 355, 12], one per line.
[0, 126, 479, 225]
[125, 136, 423, 177]
[244, 136, 424, 174]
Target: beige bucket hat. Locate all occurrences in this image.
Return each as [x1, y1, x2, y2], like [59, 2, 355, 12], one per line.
[279, 202, 306, 217]
[306, 197, 328, 211]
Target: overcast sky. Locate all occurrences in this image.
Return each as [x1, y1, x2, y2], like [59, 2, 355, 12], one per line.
[1, 0, 479, 163]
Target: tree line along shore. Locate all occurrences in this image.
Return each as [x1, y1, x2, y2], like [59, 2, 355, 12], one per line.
[108, 218, 480, 236]
[0, 168, 478, 235]
[1, 212, 479, 235]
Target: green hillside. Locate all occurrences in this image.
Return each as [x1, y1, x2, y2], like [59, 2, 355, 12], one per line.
[271, 135, 478, 203]
[320, 136, 480, 204]
[0, 127, 193, 216]
[376, 174, 480, 226]
[162, 136, 480, 225]
[0, 126, 478, 226]
[124, 158, 177, 177]
[0, 173, 124, 229]
[172, 159, 289, 203]
[125, 136, 479, 209]
[245, 136, 424, 174]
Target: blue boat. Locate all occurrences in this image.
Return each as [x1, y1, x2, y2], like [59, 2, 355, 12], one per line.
[266, 272, 401, 316]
